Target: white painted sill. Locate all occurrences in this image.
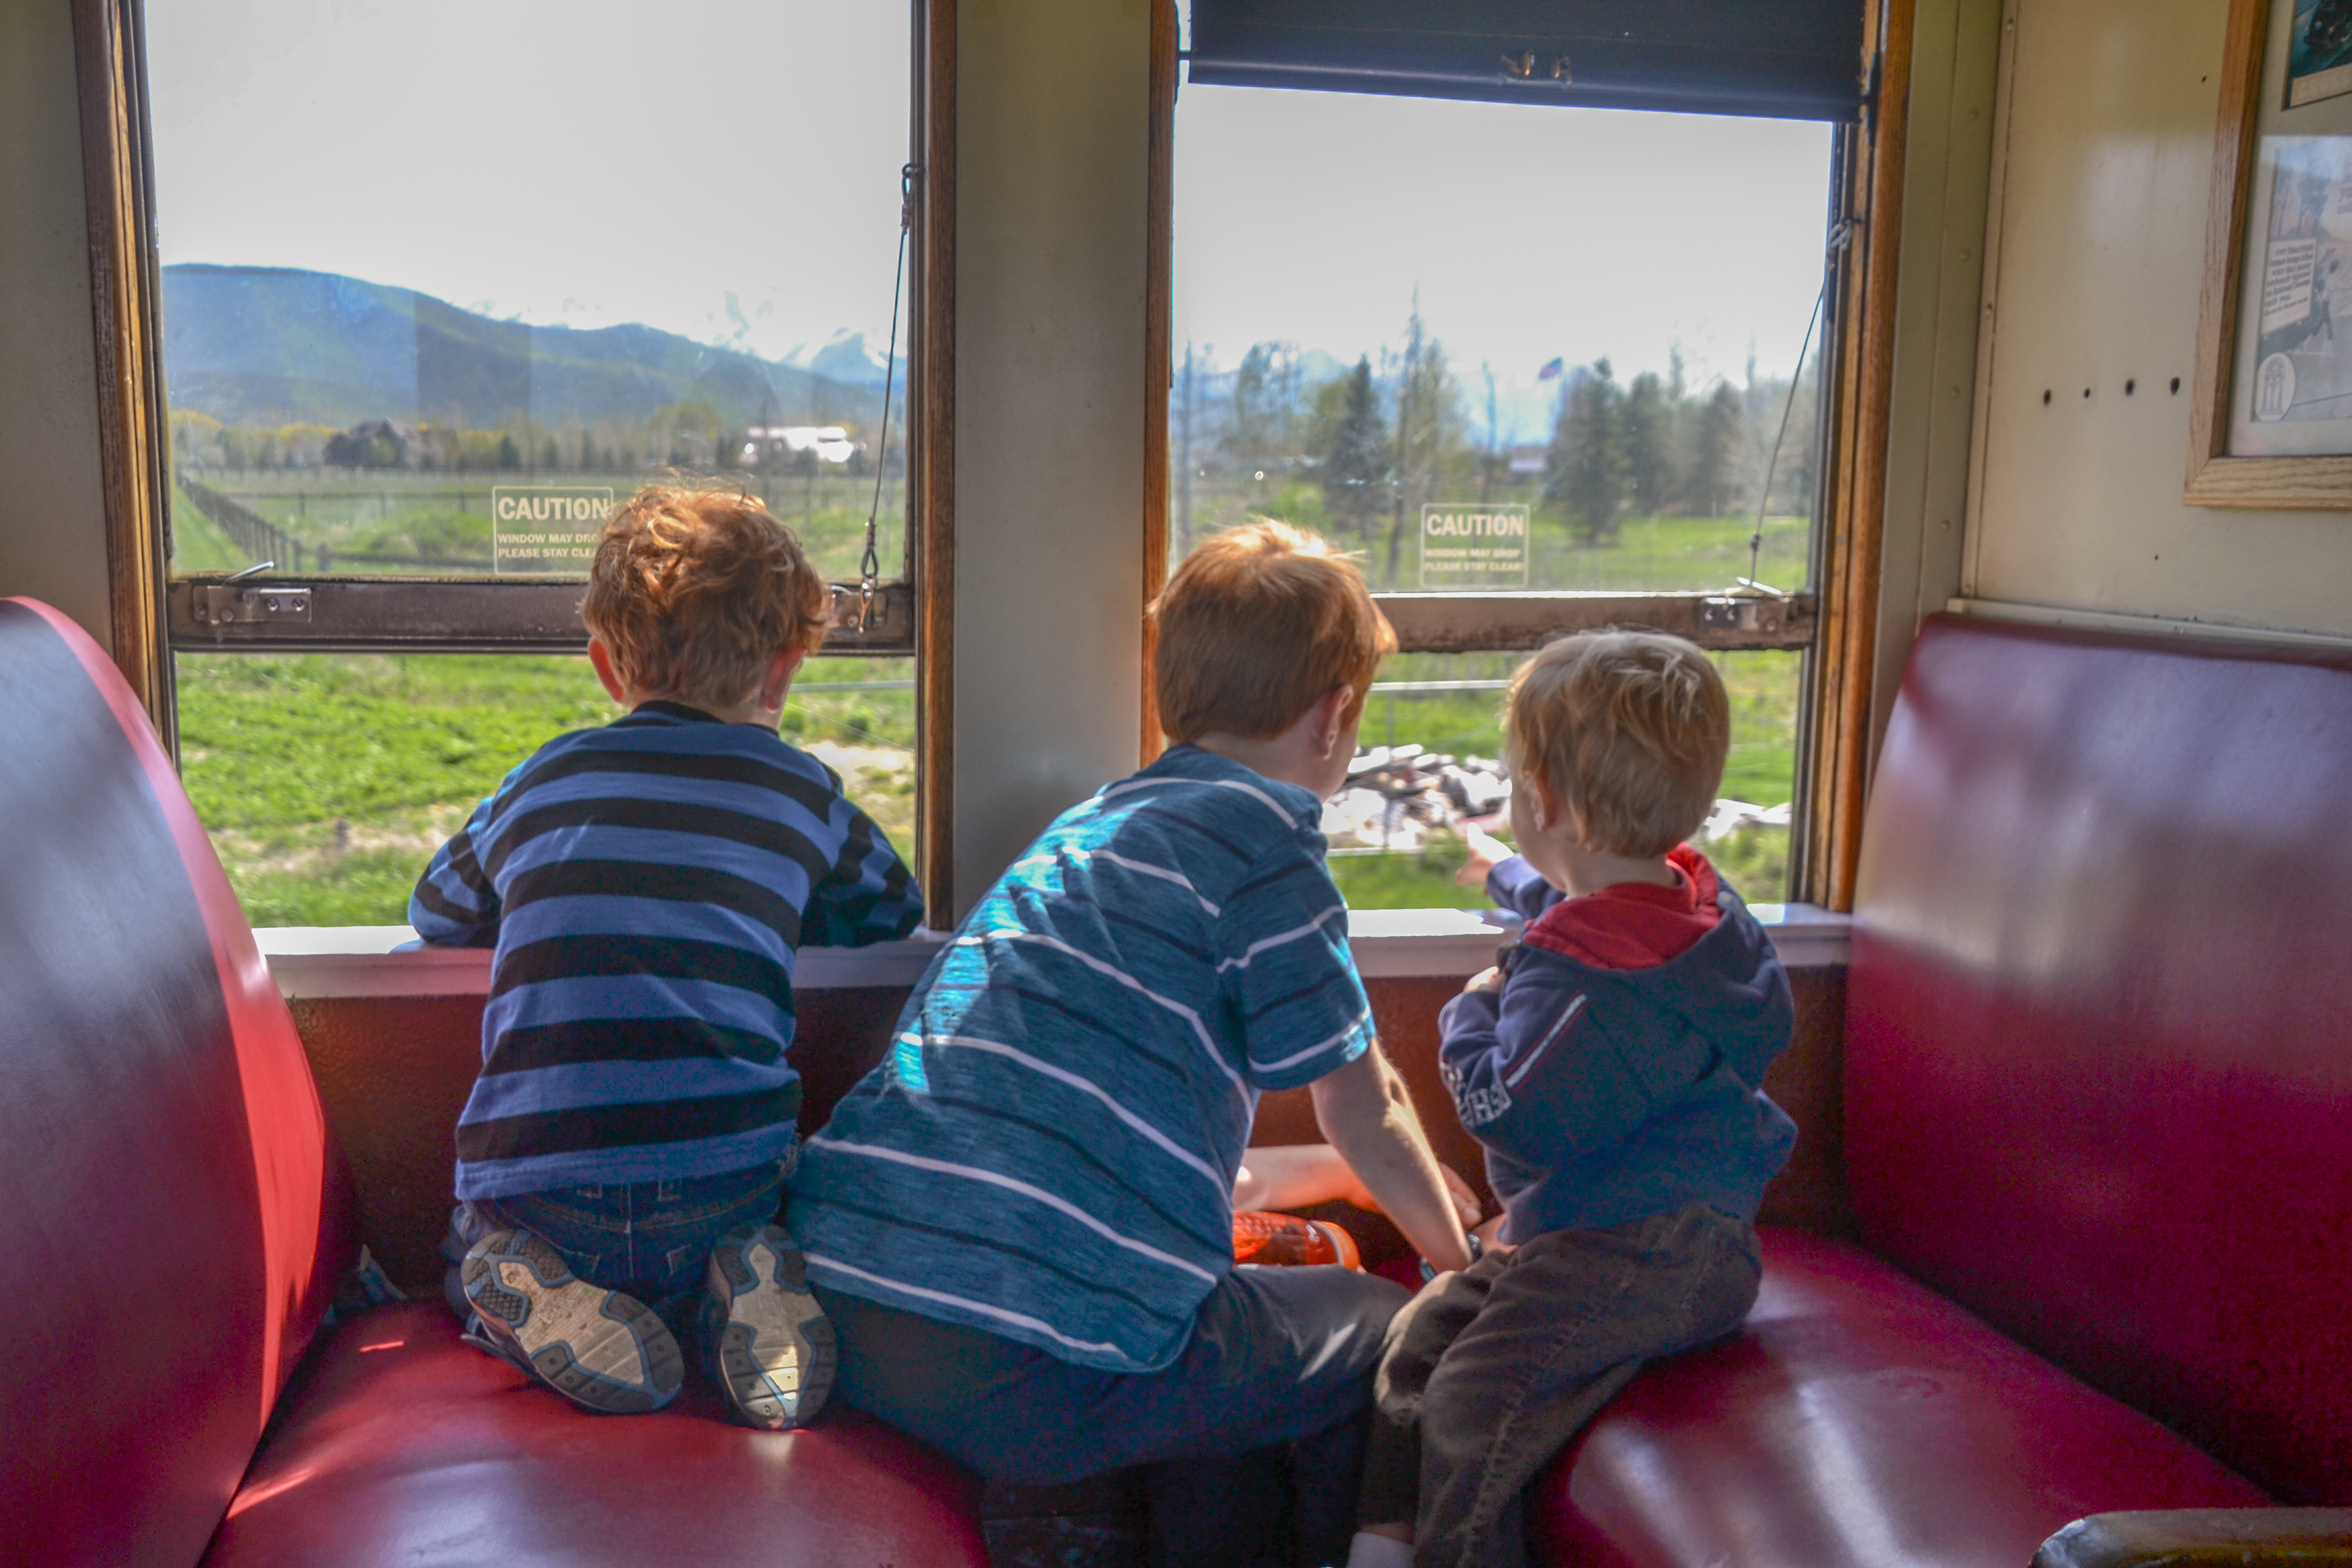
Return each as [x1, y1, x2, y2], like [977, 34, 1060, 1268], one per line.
[257, 904, 1850, 1000]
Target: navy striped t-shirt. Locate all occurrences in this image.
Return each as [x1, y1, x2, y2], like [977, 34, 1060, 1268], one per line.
[411, 701, 922, 1201]
[786, 743, 1374, 1374]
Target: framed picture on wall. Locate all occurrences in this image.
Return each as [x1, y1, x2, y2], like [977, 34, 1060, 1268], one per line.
[2191, 0, 2352, 503]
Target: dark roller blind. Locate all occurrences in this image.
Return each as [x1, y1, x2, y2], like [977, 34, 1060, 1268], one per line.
[1187, 1, 1868, 122]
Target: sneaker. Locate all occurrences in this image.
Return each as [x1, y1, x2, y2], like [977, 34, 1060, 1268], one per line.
[703, 1223, 835, 1430]
[460, 1229, 683, 1414]
[1232, 1211, 1363, 1270]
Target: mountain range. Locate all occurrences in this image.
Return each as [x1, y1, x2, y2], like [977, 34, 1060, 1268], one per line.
[161, 264, 900, 431]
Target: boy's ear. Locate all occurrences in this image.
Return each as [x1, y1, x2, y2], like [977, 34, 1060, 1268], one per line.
[587, 638, 630, 705]
[758, 645, 809, 710]
[1312, 684, 1356, 758]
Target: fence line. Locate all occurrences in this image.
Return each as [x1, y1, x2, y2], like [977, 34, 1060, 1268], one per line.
[179, 478, 307, 572]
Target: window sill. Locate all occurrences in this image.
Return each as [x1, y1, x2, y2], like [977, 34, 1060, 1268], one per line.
[255, 904, 1849, 1000]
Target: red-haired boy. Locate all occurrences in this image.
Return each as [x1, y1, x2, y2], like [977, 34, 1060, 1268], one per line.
[788, 521, 1477, 1565]
[413, 485, 922, 1426]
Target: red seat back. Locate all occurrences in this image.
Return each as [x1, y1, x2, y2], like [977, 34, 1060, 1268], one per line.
[1847, 614, 2352, 1503]
[0, 600, 347, 1565]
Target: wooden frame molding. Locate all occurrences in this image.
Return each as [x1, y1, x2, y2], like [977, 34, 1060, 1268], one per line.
[2182, 0, 2352, 507]
[1140, 0, 1177, 766]
[1802, 0, 1912, 911]
[916, 0, 958, 918]
[72, 0, 174, 744]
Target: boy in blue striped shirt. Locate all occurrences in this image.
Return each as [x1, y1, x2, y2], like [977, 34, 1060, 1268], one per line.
[412, 484, 921, 1425]
[789, 522, 1477, 1565]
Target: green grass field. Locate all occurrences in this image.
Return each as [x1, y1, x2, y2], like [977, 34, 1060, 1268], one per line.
[168, 470, 908, 583]
[178, 652, 915, 926]
[1177, 475, 1811, 595]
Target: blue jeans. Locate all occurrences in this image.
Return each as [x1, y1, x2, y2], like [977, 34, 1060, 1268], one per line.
[443, 1162, 787, 1336]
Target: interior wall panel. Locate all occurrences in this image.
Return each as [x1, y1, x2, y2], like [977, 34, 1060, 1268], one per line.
[0, 0, 114, 646]
[950, 0, 1152, 914]
[1966, 0, 2352, 639]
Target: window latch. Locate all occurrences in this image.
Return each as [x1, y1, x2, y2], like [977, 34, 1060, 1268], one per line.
[192, 579, 312, 626]
[1698, 595, 1784, 634]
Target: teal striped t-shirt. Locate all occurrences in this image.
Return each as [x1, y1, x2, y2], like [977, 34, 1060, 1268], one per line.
[786, 743, 1375, 1373]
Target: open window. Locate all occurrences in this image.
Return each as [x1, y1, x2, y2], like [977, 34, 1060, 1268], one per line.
[1165, 0, 1866, 909]
[81, 0, 949, 923]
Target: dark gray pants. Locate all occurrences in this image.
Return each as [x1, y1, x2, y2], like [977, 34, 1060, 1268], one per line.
[1358, 1205, 1763, 1568]
[816, 1264, 1409, 1568]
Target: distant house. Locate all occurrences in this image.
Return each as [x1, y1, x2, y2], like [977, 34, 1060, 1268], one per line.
[323, 419, 421, 470]
[1508, 443, 1547, 475]
[741, 424, 859, 467]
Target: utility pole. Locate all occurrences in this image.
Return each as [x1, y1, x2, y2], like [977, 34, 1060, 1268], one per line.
[1178, 342, 1195, 555]
[1481, 361, 1499, 504]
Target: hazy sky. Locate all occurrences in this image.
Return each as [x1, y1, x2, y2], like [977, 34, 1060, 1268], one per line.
[145, 0, 915, 364]
[1174, 87, 1836, 440]
[146, 0, 1835, 425]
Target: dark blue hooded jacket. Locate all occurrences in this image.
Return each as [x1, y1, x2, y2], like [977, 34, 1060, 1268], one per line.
[1440, 854, 1796, 1243]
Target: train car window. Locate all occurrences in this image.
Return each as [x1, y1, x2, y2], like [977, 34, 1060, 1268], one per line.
[1171, 2, 1853, 906]
[145, 0, 925, 923]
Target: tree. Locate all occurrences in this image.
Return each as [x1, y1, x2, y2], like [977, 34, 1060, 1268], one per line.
[1227, 341, 1302, 477]
[1545, 358, 1628, 546]
[1385, 305, 1467, 583]
[1319, 356, 1388, 548]
[1686, 382, 1744, 518]
[1623, 371, 1676, 519]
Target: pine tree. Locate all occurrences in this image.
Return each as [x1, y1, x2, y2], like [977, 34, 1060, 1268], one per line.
[1623, 371, 1675, 520]
[1687, 382, 1744, 518]
[1227, 342, 1301, 476]
[1385, 306, 1466, 583]
[1320, 356, 1388, 548]
[1545, 358, 1628, 546]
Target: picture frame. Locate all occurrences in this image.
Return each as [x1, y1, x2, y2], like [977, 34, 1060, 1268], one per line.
[2189, 0, 2352, 504]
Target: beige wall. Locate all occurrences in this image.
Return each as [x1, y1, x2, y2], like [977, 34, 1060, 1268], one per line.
[950, 0, 1153, 914]
[1962, 0, 2352, 639]
[0, 0, 113, 647]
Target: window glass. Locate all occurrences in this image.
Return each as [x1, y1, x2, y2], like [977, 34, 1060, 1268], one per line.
[177, 652, 916, 926]
[1172, 87, 1832, 594]
[1172, 79, 1831, 905]
[149, 0, 912, 586]
[1323, 650, 1799, 912]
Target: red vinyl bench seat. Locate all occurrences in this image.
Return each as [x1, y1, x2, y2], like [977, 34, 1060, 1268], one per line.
[205, 1302, 983, 1568]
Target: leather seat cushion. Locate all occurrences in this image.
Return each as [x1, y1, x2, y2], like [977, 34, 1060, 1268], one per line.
[203, 1303, 987, 1568]
[1533, 1228, 2267, 1568]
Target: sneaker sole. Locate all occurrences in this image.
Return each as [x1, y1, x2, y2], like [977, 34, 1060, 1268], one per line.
[463, 1231, 682, 1414]
[709, 1227, 835, 1430]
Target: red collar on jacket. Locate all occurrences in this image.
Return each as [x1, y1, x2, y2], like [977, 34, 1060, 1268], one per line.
[1520, 844, 1722, 971]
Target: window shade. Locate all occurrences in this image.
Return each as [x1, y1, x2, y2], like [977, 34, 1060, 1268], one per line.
[1187, 1, 1867, 122]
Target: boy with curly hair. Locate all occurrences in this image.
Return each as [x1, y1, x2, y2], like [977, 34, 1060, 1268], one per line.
[413, 483, 922, 1426]
[1349, 630, 1796, 1568]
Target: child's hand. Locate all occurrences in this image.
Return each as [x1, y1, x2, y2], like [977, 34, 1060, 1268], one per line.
[1463, 965, 1503, 994]
[1472, 1212, 1516, 1256]
[1455, 819, 1509, 886]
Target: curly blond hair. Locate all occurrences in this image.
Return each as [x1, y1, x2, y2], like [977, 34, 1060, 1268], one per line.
[580, 484, 829, 710]
[1507, 630, 1729, 857]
